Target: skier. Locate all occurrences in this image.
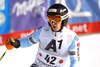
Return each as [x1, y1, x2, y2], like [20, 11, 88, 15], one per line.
[5, 4, 80, 67]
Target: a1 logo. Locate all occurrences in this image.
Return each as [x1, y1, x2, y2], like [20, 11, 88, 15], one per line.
[45, 39, 63, 52]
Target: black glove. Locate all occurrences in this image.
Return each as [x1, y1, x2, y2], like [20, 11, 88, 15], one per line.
[5, 38, 20, 49]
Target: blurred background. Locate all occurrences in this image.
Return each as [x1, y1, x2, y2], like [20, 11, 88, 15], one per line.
[0, 0, 100, 67]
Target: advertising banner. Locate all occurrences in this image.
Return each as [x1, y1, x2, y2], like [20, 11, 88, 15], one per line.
[10, 0, 47, 31]
[0, 29, 35, 46]
[0, 0, 11, 34]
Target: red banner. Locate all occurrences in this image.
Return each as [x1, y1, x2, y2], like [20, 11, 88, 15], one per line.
[67, 21, 100, 34]
[0, 29, 35, 46]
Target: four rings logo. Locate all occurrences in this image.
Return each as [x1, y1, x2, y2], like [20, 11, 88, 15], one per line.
[0, 0, 5, 27]
[0, 0, 5, 10]
[0, 12, 5, 26]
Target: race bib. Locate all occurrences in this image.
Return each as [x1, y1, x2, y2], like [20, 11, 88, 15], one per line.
[35, 48, 67, 67]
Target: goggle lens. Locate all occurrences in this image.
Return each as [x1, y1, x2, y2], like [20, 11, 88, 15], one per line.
[47, 15, 61, 23]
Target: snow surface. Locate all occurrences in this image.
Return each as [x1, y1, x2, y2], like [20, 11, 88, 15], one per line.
[0, 33, 100, 67]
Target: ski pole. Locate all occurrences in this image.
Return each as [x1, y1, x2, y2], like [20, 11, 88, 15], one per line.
[0, 38, 15, 61]
[0, 49, 8, 61]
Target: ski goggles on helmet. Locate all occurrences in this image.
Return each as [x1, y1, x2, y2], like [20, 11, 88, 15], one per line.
[47, 14, 68, 23]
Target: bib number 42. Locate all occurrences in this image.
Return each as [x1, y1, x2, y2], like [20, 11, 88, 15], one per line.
[44, 54, 56, 65]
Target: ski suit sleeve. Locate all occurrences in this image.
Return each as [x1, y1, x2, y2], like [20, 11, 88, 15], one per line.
[19, 27, 42, 48]
[68, 35, 80, 67]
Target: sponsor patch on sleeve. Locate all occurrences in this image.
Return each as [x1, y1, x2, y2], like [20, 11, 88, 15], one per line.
[74, 36, 79, 41]
[38, 26, 42, 30]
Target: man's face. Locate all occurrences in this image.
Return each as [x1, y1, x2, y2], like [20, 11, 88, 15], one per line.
[47, 15, 62, 32]
[50, 20, 61, 32]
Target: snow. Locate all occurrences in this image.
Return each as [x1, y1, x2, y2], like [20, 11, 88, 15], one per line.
[0, 33, 100, 67]
[79, 33, 100, 67]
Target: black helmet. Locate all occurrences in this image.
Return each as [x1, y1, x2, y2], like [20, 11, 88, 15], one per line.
[47, 4, 69, 31]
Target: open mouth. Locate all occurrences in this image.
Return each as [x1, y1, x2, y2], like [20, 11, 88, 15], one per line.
[53, 26, 56, 29]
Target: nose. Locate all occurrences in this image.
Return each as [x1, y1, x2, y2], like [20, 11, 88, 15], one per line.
[51, 20, 56, 24]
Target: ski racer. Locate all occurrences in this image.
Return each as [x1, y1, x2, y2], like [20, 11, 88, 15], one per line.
[5, 4, 80, 67]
